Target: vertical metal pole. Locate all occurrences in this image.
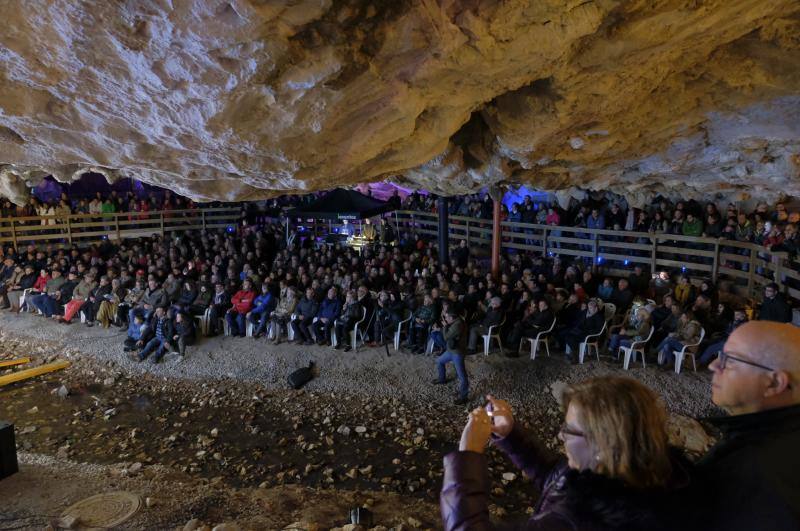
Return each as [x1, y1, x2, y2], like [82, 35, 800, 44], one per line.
[438, 197, 449, 268]
[201, 210, 207, 231]
[10, 219, 17, 250]
[747, 247, 756, 297]
[491, 199, 501, 278]
[159, 212, 165, 237]
[465, 219, 470, 247]
[712, 240, 720, 283]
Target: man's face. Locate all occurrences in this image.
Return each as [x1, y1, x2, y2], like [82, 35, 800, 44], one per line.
[710, 330, 773, 413]
[765, 287, 776, 299]
[148, 280, 157, 290]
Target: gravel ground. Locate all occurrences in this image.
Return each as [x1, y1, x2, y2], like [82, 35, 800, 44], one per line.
[0, 310, 718, 420]
[0, 311, 719, 529]
[2, 452, 440, 530]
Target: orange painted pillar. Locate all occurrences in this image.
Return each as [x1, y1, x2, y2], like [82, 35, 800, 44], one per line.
[491, 199, 501, 278]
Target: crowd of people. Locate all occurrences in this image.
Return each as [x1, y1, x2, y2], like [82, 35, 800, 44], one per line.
[0, 189, 204, 225]
[0, 186, 797, 529]
[403, 191, 800, 256]
[0, 194, 793, 405]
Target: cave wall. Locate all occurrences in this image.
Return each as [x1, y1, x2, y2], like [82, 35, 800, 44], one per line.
[0, 0, 798, 205]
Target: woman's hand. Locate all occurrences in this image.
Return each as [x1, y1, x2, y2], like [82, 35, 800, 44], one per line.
[486, 395, 514, 439]
[459, 408, 492, 453]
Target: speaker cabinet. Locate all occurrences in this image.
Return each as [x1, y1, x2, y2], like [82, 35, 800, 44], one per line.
[0, 421, 18, 479]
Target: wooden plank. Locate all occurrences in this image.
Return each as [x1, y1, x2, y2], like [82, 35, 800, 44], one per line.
[0, 360, 70, 387]
[0, 357, 30, 368]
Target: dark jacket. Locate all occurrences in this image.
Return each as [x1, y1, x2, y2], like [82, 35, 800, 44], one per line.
[758, 294, 793, 323]
[317, 297, 341, 321]
[441, 425, 690, 531]
[443, 317, 465, 355]
[690, 404, 800, 530]
[295, 296, 319, 319]
[481, 307, 504, 328]
[575, 309, 605, 337]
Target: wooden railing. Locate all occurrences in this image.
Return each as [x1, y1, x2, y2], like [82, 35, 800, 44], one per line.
[0, 207, 241, 248]
[392, 210, 800, 302]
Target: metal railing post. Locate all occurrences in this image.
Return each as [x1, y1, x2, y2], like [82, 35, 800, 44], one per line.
[115, 214, 121, 240]
[201, 210, 206, 231]
[160, 212, 165, 236]
[747, 247, 756, 297]
[465, 219, 470, 247]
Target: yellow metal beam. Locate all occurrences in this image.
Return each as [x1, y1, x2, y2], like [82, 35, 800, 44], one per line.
[0, 360, 69, 387]
[0, 358, 31, 369]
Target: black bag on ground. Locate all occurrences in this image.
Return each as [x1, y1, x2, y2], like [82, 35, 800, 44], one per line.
[288, 361, 315, 389]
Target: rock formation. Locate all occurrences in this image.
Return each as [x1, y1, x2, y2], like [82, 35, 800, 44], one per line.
[0, 0, 798, 204]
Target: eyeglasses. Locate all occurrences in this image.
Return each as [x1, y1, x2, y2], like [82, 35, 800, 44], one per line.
[559, 423, 585, 438]
[718, 351, 778, 372]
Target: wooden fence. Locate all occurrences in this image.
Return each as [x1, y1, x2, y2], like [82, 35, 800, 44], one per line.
[392, 210, 800, 302]
[0, 207, 241, 248]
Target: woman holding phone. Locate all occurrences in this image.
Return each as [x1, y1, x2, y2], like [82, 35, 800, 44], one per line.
[440, 377, 690, 530]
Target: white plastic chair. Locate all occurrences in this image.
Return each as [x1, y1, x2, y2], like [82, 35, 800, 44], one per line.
[483, 317, 506, 355]
[332, 307, 366, 350]
[268, 312, 297, 342]
[521, 318, 557, 360]
[578, 320, 607, 364]
[620, 325, 655, 370]
[672, 328, 706, 374]
[393, 310, 413, 351]
[20, 288, 33, 312]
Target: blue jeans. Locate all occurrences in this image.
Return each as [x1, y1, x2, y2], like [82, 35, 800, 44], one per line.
[226, 311, 246, 336]
[139, 336, 166, 362]
[699, 340, 725, 365]
[656, 336, 685, 365]
[249, 310, 270, 335]
[30, 293, 57, 316]
[436, 350, 469, 400]
[608, 334, 632, 354]
[430, 330, 447, 350]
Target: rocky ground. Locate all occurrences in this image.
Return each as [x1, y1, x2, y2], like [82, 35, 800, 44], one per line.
[0, 311, 719, 530]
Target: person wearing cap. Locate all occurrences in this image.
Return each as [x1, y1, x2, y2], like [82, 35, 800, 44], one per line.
[688, 321, 800, 530]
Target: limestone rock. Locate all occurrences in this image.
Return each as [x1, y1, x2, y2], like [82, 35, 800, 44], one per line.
[667, 413, 714, 456]
[0, 2, 798, 204]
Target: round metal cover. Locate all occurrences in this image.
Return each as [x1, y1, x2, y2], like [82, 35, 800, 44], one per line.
[61, 491, 141, 529]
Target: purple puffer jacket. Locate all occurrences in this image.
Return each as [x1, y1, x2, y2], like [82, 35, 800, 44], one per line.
[440, 426, 689, 531]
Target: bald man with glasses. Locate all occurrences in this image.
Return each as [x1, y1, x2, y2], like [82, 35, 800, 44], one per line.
[690, 321, 800, 530]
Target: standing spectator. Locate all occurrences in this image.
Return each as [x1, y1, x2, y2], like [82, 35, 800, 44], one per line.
[432, 308, 469, 405]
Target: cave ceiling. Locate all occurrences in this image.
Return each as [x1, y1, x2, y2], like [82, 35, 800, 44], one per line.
[0, 0, 799, 206]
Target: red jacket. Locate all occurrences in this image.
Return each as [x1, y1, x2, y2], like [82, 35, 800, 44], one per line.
[33, 274, 49, 292]
[230, 289, 255, 314]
